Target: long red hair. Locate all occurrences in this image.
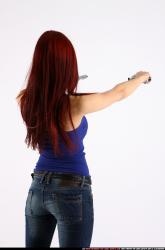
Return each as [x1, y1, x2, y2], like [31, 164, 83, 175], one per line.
[16, 30, 81, 157]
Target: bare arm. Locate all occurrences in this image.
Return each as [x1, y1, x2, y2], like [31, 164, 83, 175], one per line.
[115, 77, 144, 99]
[77, 71, 150, 115]
[77, 86, 124, 115]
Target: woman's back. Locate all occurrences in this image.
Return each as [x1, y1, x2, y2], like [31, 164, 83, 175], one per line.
[33, 95, 90, 176]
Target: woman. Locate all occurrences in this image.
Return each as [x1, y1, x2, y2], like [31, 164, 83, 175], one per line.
[16, 30, 151, 248]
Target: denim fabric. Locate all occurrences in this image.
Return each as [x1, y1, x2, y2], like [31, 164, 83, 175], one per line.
[25, 171, 94, 248]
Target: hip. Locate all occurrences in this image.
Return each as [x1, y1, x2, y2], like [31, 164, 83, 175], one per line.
[25, 171, 94, 218]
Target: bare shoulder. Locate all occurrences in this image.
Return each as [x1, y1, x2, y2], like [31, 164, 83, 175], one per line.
[70, 89, 123, 115]
[69, 92, 98, 116]
[63, 94, 85, 131]
[68, 93, 84, 117]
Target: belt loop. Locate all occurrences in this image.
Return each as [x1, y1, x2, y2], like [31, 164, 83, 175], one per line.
[46, 172, 53, 185]
[39, 171, 48, 184]
[80, 176, 86, 187]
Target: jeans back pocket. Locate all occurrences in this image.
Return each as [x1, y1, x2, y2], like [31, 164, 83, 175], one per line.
[53, 191, 83, 224]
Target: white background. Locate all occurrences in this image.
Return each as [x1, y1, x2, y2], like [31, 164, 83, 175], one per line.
[0, 0, 164, 247]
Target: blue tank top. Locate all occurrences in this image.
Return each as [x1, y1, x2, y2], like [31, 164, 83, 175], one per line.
[33, 116, 90, 176]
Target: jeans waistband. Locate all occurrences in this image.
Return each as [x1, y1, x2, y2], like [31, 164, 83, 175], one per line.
[31, 170, 92, 186]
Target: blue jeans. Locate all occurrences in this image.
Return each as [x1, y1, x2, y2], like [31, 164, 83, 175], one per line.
[25, 171, 94, 248]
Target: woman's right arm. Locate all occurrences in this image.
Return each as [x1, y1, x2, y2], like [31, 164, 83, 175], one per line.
[115, 71, 151, 98]
[78, 71, 151, 115]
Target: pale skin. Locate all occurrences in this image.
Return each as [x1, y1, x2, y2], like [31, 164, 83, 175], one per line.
[66, 71, 151, 131]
